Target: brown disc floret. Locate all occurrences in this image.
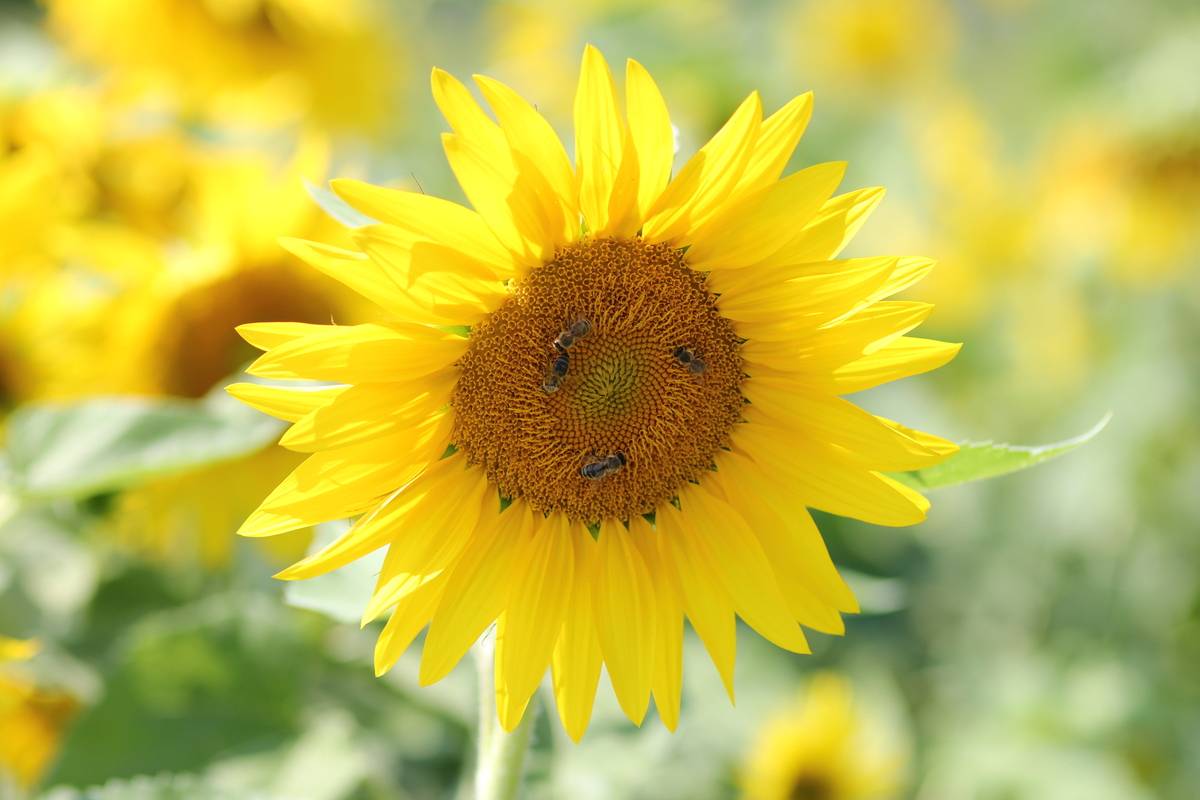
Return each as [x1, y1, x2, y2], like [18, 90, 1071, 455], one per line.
[452, 237, 744, 523]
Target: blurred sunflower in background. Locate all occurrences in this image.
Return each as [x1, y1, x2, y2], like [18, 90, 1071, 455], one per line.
[0, 71, 373, 568]
[42, 0, 398, 134]
[787, 0, 957, 102]
[0, 638, 79, 791]
[231, 46, 960, 740]
[104, 140, 377, 568]
[739, 672, 905, 800]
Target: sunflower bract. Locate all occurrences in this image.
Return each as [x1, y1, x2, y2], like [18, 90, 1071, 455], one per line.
[231, 45, 961, 742]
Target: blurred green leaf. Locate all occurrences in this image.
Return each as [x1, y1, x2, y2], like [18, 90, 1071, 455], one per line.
[283, 520, 383, 625]
[5, 393, 285, 500]
[888, 413, 1111, 492]
[303, 178, 379, 228]
[52, 593, 306, 785]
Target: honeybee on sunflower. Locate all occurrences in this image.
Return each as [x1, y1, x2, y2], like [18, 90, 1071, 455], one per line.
[230, 46, 960, 740]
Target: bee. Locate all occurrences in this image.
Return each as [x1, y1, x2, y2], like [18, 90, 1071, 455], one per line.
[553, 317, 593, 352]
[580, 452, 626, 480]
[550, 351, 570, 378]
[541, 351, 569, 393]
[673, 346, 708, 375]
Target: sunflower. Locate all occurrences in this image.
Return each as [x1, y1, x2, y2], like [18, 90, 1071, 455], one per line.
[7, 126, 370, 567]
[0, 638, 80, 789]
[97, 141, 374, 568]
[231, 46, 960, 741]
[44, 0, 395, 133]
[788, 0, 958, 99]
[739, 673, 906, 800]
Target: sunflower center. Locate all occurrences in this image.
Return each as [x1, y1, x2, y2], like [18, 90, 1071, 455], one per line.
[789, 773, 835, 800]
[452, 237, 744, 523]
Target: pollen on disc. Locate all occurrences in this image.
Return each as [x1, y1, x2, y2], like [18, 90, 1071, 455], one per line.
[452, 238, 744, 523]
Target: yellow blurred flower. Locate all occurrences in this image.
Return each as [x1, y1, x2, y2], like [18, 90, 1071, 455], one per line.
[1039, 121, 1200, 286]
[96, 138, 372, 399]
[880, 95, 1096, 407]
[0, 638, 40, 664]
[788, 0, 958, 100]
[2, 91, 368, 566]
[903, 96, 1034, 326]
[115, 446, 315, 569]
[739, 673, 906, 800]
[93, 140, 373, 568]
[0, 638, 79, 790]
[44, 0, 397, 133]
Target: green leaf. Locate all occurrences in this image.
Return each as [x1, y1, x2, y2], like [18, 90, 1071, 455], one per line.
[283, 520, 383, 624]
[888, 413, 1111, 493]
[303, 178, 379, 228]
[5, 391, 286, 500]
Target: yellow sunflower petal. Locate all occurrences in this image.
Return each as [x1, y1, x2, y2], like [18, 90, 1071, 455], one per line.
[497, 510, 575, 731]
[363, 468, 491, 624]
[442, 132, 554, 266]
[629, 515, 684, 731]
[330, 179, 518, 277]
[740, 301, 935, 375]
[592, 518, 656, 726]
[279, 370, 455, 452]
[353, 223, 502, 286]
[709, 254, 896, 306]
[877, 417, 959, 456]
[716, 449, 855, 624]
[685, 160, 846, 271]
[602, 123, 644, 239]
[475, 75, 578, 246]
[625, 58, 674, 221]
[237, 507, 312, 538]
[733, 421, 929, 526]
[494, 613, 531, 732]
[758, 186, 886, 267]
[642, 91, 763, 244]
[431, 67, 508, 154]
[717, 257, 896, 334]
[551, 520, 604, 743]
[225, 383, 348, 423]
[421, 502, 533, 686]
[247, 323, 467, 383]
[656, 503, 737, 700]
[864, 256, 937, 303]
[271, 454, 462, 580]
[575, 45, 624, 234]
[804, 336, 962, 395]
[277, 237, 415, 319]
[682, 485, 810, 654]
[741, 380, 948, 471]
[374, 577, 446, 676]
[237, 321, 333, 351]
[262, 413, 452, 520]
[729, 92, 815, 201]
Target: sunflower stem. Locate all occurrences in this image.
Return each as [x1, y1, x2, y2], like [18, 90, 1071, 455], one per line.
[473, 637, 536, 800]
